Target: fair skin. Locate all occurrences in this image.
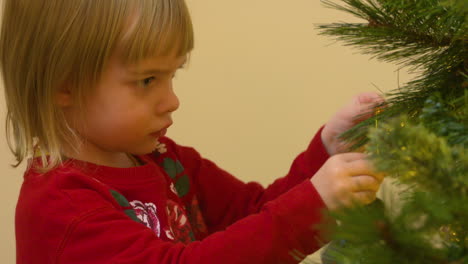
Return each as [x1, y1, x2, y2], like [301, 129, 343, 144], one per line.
[317, 92, 386, 210]
[58, 50, 384, 210]
[321, 92, 385, 156]
[311, 152, 384, 210]
[59, 51, 186, 168]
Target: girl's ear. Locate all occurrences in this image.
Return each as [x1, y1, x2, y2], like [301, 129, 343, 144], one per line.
[55, 86, 73, 107]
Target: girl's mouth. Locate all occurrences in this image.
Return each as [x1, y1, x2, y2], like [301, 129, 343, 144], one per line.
[150, 128, 167, 138]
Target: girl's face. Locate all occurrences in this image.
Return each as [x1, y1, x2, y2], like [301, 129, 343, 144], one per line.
[62, 52, 187, 167]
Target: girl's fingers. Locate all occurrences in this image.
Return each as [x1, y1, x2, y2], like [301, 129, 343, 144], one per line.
[337, 152, 368, 162]
[345, 158, 373, 175]
[351, 175, 381, 192]
[356, 92, 385, 105]
[346, 158, 385, 182]
[354, 191, 377, 205]
[352, 93, 387, 122]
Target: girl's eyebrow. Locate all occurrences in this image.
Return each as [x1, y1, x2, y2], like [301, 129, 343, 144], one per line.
[130, 59, 187, 75]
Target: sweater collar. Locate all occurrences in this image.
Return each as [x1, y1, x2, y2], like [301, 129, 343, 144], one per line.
[66, 154, 163, 185]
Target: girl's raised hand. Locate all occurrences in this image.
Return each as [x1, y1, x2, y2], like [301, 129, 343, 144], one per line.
[321, 92, 385, 156]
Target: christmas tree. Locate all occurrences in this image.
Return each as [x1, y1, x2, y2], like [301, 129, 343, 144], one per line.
[311, 0, 467, 263]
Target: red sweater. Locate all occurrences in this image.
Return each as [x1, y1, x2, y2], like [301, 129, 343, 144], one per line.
[16, 128, 330, 264]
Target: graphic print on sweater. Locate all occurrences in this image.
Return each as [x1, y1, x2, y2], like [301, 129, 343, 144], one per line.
[158, 155, 208, 240]
[130, 200, 161, 238]
[165, 199, 195, 243]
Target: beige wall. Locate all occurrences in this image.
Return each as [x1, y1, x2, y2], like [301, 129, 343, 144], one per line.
[0, 0, 411, 262]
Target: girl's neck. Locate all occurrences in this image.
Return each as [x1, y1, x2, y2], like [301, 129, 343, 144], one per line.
[69, 152, 137, 168]
[61, 142, 141, 168]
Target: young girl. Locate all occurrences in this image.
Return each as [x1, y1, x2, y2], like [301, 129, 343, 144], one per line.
[1, 0, 385, 263]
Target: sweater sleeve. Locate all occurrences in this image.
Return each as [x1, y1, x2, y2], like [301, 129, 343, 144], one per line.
[58, 181, 328, 264]
[165, 127, 330, 232]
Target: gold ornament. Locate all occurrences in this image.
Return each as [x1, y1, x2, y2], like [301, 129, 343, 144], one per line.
[374, 107, 384, 129]
[406, 170, 416, 177]
[439, 225, 462, 243]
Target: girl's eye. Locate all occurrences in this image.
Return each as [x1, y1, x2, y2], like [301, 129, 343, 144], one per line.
[140, 77, 155, 87]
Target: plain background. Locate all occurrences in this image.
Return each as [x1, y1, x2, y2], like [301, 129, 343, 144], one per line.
[0, 0, 412, 262]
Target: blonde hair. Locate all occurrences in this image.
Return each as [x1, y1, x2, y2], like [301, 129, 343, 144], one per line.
[0, 0, 194, 172]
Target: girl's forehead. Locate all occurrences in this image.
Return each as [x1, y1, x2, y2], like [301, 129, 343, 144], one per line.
[123, 53, 188, 74]
[114, 0, 194, 67]
[136, 54, 187, 68]
[103, 0, 193, 73]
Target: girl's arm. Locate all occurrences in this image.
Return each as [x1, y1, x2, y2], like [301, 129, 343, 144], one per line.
[57, 180, 327, 264]
[17, 128, 332, 264]
[163, 127, 329, 233]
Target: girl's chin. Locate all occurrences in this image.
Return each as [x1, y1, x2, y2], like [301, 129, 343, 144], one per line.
[150, 128, 168, 139]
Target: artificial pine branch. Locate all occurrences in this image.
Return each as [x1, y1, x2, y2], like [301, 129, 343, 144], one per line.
[318, 0, 467, 150]
[312, 0, 468, 263]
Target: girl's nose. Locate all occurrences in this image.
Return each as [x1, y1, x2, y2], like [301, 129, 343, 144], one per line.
[167, 88, 180, 113]
[159, 83, 180, 114]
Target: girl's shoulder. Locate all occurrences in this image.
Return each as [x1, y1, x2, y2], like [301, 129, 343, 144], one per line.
[16, 161, 144, 261]
[19, 159, 128, 220]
